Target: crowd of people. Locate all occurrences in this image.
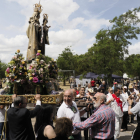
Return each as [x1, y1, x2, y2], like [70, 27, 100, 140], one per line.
[0, 79, 140, 140]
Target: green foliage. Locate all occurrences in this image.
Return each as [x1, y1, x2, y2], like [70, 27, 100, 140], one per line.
[86, 7, 140, 85]
[125, 54, 140, 78]
[0, 61, 9, 79]
[57, 47, 76, 85]
[54, 7, 140, 85]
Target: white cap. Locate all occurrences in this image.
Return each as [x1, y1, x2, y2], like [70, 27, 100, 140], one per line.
[123, 86, 127, 89]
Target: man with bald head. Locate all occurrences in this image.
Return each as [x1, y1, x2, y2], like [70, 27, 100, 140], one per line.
[57, 89, 89, 140]
[73, 92, 115, 140]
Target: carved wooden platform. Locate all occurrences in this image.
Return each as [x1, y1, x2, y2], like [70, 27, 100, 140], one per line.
[0, 94, 63, 105]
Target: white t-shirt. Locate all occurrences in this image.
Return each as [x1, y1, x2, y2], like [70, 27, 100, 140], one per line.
[57, 101, 81, 134]
[107, 93, 123, 117]
[121, 92, 129, 112]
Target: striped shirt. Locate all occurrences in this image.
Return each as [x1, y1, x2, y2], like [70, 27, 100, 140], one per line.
[73, 104, 115, 139]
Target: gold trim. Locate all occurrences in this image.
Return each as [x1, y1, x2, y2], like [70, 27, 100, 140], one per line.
[0, 95, 62, 105]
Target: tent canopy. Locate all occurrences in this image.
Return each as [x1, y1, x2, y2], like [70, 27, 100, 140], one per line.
[76, 72, 96, 79]
[76, 72, 123, 79]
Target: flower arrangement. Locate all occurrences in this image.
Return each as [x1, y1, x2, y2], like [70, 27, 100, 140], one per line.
[5, 50, 27, 85]
[48, 58, 58, 79]
[27, 50, 49, 85]
[5, 49, 59, 95]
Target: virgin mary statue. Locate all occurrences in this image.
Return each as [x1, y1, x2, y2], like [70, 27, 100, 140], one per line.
[26, 3, 42, 61]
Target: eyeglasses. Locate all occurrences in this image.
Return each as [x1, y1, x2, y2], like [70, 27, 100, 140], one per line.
[93, 97, 97, 101]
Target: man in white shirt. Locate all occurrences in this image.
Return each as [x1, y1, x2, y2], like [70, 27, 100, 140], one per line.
[57, 89, 89, 140]
[106, 87, 124, 140]
[85, 83, 92, 93]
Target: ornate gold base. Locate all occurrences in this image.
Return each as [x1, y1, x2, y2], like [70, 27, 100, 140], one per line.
[0, 94, 63, 105]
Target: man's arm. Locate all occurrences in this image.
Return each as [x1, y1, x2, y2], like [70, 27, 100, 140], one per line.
[128, 98, 139, 115]
[30, 94, 41, 118]
[73, 114, 98, 130]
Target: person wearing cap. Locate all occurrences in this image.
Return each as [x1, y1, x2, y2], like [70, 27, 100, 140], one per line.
[121, 86, 129, 131]
[86, 88, 94, 99]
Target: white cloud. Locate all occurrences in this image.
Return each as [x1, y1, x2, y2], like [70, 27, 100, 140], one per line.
[0, 34, 28, 63]
[89, 0, 95, 2]
[1, 0, 112, 63]
[8, 0, 79, 32]
[128, 41, 140, 55]
[46, 29, 86, 58]
[83, 18, 111, 31]
[49, 29, 86, 45]
[0, 29, 87, 62]
[83, 10, 92, 17]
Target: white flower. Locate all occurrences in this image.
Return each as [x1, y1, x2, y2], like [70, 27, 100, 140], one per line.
[16, 80, 20, 83]
[40, 60, 44, 63]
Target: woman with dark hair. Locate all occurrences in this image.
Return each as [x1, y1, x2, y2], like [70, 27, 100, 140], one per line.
[34, 105, 56, 140]
[51, 117, 73, 140]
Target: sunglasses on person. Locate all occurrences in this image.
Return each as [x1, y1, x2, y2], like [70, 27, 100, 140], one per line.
[93, 97, 97, 101]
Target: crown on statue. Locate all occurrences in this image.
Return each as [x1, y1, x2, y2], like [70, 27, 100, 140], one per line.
[33, 2, 43, 13]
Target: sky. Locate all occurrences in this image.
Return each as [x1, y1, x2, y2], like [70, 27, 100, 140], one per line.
[1, 0, 140, 63]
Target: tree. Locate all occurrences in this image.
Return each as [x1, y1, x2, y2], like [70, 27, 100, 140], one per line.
[74, 53, 95, 76]
[57, 47, 76, 85]
[0, 60, 8, 79]
[125, 54, 140, 78]
[89, 7, 140, 86]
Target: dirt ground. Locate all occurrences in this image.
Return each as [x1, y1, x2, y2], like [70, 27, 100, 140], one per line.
[59, 81, 70, 90]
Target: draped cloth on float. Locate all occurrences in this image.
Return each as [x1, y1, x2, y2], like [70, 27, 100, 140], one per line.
[26, 18, 39, 61]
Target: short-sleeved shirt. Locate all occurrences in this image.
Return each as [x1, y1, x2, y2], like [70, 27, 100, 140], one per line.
[130, 102, 140, 117]
[57, 101, 81, 134]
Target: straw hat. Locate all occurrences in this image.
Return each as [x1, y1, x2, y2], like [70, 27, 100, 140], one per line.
[128, 84, 133, 89]
[88, 88, 94, 93]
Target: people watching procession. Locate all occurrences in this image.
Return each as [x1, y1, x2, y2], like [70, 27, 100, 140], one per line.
[1, 79, 140, 140]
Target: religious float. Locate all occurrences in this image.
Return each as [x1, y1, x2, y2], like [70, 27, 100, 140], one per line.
[0, 2, 63, 105]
